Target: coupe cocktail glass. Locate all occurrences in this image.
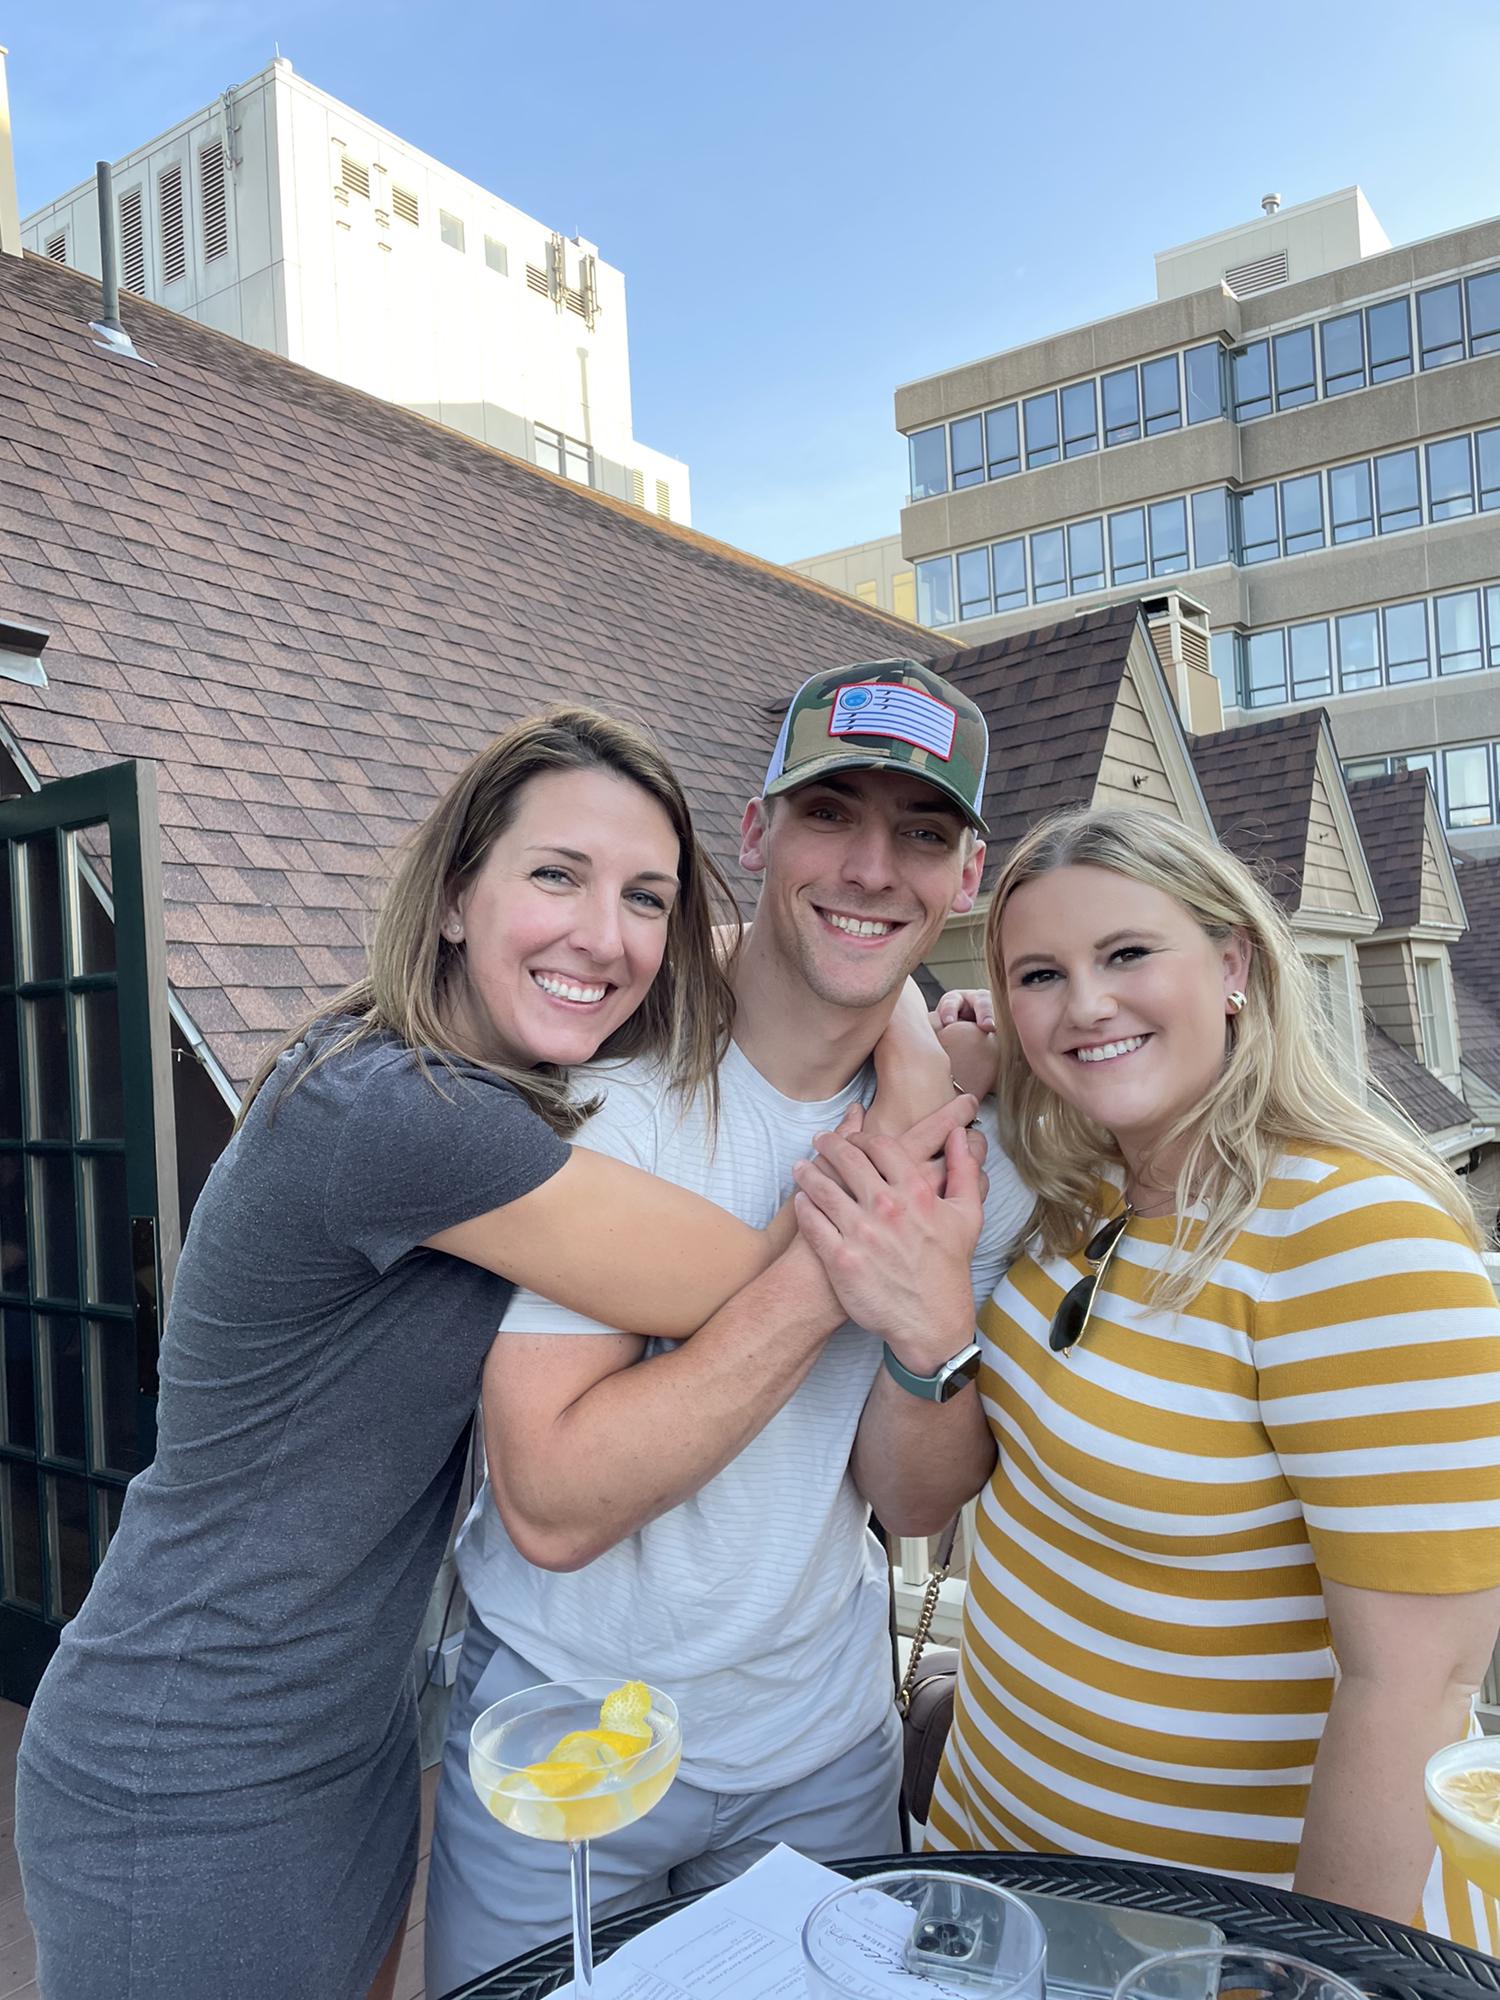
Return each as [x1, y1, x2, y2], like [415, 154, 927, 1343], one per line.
[469, 1678, 680, 1998]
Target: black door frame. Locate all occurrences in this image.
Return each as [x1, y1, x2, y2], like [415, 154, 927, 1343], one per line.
[0, 759, 179, 1701]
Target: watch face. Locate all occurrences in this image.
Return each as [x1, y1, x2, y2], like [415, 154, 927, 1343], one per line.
[936, 1343, 983, 1401]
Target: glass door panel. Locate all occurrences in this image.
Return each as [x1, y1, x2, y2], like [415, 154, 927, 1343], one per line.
[0, 761, 179, 1698]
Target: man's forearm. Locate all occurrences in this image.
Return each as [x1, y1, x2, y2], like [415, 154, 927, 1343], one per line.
[851, 1366, 995, 1537]
[492, 1238, 845, 1569]
[1296, 1673, 1472, 1919]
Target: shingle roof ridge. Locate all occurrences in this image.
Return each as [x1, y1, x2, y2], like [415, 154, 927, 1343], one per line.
[943, 600, 1140, 675]
[1190, 707, 1325, 752]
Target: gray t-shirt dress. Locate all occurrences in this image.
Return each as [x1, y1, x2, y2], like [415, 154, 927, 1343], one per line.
[16, 1029, 569, 2000]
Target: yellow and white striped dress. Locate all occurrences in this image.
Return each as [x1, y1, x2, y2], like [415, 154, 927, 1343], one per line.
[928, 1144, 1500, 1948]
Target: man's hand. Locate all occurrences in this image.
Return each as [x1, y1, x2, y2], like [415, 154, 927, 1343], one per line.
[791, 1118, 984, 1371]
[933, 987, 998, 1100]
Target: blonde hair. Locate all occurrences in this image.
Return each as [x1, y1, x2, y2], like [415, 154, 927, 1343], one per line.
[241, 708, 738, 1135]
[986, 805, 1483, 1311]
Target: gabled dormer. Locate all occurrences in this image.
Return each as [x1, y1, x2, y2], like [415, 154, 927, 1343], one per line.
[923, 602, 1216, 988]
[1347, 770, 1469, 1094]
[1193, 708, 1380, 1090]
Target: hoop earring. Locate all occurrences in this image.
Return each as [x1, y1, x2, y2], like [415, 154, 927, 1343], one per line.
[1226, 990, 1248, 1015]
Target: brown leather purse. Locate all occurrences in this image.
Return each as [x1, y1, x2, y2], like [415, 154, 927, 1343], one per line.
[896, 1517, 961, 1826]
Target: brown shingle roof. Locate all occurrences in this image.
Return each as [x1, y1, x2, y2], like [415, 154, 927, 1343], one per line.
[1364, 1017, 1476, 1135]
[1189, 711, 1325, 911]
[940, 602, 1143, 868]
[1345, 769, 1432, 930]
[0, 252, 958, 1088]
[1452, 854, 1500, 997]
[1456, 976, 1500, 1100]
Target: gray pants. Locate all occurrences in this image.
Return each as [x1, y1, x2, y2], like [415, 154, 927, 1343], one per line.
[424, 1615, 903, 1998]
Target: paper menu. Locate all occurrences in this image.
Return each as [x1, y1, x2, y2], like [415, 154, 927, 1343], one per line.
[548, 1843, 983, 1998]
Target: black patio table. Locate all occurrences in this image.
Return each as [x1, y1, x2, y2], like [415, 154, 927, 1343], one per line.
[444, 1852, 1500, 2000]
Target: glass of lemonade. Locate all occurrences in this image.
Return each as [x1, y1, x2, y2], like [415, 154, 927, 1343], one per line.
[469, 1677, 681, 1997]
[1426, 1736, 1500, 1896]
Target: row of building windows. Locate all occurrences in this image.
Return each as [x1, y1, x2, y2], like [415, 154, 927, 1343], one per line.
[1344, 740, 1500, 832]
[1228, 270, 1499, 419]
[915, 488, 1233, 625]
[1221, 583, 1500, 710]
[914, 423, 1500, 627]
[907, 262, 1500, 502]
[1235, 426, 1499, 563]
[909, 343, 1224, 499]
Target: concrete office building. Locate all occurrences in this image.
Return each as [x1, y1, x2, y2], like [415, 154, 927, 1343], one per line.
[890, 188, 1500, 854]
[21, 57, 690, 521]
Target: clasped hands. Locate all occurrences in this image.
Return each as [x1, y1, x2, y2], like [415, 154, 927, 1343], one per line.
[792, 1100, 984, 1371]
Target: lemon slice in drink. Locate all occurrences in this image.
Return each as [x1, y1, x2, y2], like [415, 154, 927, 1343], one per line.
[551, 1727, 650, 1766]
[517, 1758, 597, 1798]
[1438, 1768, 1500, 1827]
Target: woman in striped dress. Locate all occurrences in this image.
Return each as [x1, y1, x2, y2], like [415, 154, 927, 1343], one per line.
[807, 805, 1500, 1945]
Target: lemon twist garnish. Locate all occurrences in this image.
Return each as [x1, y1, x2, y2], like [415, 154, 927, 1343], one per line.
[599, 1680, 651, 1735]
[516, 1684, 654, 1804]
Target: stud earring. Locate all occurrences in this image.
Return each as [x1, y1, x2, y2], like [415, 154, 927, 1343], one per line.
[444, 920, 463, 942]
[1226, 990, 1248, 1015]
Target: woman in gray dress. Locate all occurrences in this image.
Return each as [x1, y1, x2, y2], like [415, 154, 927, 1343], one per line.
[16, 707, 961, 2000]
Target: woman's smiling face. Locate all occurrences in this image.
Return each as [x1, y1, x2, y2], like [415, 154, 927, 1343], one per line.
[999, 862, 1250, 1170]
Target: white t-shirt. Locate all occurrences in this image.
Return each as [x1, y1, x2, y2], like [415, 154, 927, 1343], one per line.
[456, 1038, 1029, 1792]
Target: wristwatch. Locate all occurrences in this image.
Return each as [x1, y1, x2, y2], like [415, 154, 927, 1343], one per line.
[881, 1337, 982, 1403]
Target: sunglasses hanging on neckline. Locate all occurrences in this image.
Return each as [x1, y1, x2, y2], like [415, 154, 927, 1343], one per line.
[1048, 1207, 1133, 1356]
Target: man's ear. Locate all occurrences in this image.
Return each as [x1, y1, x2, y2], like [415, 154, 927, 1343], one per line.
[949, 838, 986, 917]
[740, 796, 771, 876]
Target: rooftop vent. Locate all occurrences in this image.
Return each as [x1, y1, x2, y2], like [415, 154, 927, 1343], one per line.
[340, 156, 370, 199]
[391, 185, 419, 225]
[118, 184, 146, 293]
[1142, 592, 1219, 733]
[158, 162, 186, 285]
[44, 227, 67, 263]
[89, 160, 149, 363]
[199, 139, 228, 261]
[0, 616, 50, 689]
[1223, 248, 1288, 298]
[1261, 192, 1282, 216]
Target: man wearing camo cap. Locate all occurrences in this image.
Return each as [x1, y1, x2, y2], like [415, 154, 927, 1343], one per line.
[425, 660, 1030, 1990]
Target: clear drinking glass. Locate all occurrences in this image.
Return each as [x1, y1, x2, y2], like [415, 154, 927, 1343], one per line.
[469, 1678, 680, 1997]
[802, 1869, 1047, 1998]
[1425, 1735, 1500, 1897]
[1112, 1944, 1367, 2000]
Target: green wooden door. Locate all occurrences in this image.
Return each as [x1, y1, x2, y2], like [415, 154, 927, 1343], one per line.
[0, 761, 179, 1701]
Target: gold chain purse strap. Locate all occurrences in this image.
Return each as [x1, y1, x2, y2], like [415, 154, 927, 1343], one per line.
[895, 1514, 961, 1716]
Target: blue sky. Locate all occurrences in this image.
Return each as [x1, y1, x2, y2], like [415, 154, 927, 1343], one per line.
[9, 0, 1500, 563]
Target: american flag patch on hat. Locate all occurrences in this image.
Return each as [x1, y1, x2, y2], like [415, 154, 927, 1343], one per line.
[828, 682, 957, 761]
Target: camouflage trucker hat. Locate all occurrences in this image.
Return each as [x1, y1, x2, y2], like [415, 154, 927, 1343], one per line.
[762, 659, 989, 834]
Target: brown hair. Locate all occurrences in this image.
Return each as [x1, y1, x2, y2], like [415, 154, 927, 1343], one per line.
[240, 708, 738, 1134]
[986, 805, 1483, 1309]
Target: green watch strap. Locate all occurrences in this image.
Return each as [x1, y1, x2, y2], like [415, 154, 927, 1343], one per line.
[881, 1338, 982, 1403]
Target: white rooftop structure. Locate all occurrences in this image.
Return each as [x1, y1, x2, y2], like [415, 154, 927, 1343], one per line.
[23, 57, 689, 521]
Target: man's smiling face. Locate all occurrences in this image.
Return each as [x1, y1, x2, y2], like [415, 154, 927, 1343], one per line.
[739, 767, 984, 1011]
